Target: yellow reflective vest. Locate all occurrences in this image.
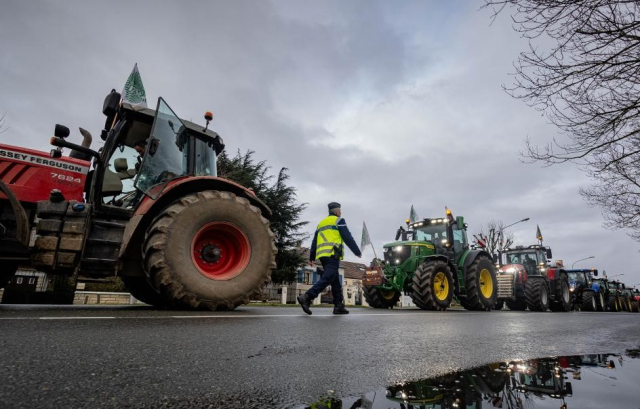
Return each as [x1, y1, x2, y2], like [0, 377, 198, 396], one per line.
[315, 215, 344, 260]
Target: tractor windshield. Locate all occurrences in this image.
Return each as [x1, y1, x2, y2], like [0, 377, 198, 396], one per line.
[504, 250, 539, 275]
[135, 98, 189, 199]
[567, 272, 587, 284]
[414, 224, 447, 243]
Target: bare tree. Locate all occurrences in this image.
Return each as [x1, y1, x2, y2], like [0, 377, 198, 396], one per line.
[473, 219, 515, 256]
[483, 1, 640, 239]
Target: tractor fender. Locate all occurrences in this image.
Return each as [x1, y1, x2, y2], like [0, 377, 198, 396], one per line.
[118, 176, 272, 277]
[461, 249, 494, 269]
[0, 179, 29, 247]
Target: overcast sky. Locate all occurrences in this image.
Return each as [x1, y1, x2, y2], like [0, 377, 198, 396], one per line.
[1, 0, 638, 285]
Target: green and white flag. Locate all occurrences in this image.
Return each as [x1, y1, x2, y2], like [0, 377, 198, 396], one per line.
[409, 205, 420, 223]
[361, 221, 372, 250]
[121, 63, 147, 107]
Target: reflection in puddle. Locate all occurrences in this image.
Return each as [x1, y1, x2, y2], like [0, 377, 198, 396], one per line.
[304, 352, 640, 409]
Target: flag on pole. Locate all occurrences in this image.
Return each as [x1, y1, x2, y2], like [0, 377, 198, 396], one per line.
[536, 224, 543, 241]
[121, 63, 147, 107]
[409, 205, 420, 223]
[498, 229, 504, 248]
[361, 221, 372, 250]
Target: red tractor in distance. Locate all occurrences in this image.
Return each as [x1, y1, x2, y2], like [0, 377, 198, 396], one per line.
[0, 91, 276, 309]
[495, 245, 571, 312]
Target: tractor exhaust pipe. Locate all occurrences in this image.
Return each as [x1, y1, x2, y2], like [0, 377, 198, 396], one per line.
[69, 127, 93, 160]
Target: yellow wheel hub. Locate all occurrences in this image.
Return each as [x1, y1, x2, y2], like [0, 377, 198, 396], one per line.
[381, 290, 396, 301]
[433, 271, 449, 301]
[479, 269, 493, 299]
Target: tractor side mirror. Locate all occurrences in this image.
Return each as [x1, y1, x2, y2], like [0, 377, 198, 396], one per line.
[54, 124, 70, 138]
[593, 270, 598, 276]
[546, 248, 553, 259]
[103, 90, 121, 116]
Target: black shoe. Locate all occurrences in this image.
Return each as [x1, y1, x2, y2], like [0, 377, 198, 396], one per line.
[333, 303, 349, 315]
[297, 294, 312, 315]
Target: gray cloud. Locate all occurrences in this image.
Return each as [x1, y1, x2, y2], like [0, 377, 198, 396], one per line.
[0, 0, 637, 284]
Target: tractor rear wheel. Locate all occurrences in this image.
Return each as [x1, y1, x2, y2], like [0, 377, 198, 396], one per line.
[363, 286, 400, 309]
[463, 256, 497, 311]
[607, 294, 619, 312]
[411, 260, 454, 311]
[549, 273, 571, 312]
[581, 291, 597, 311]
[143, 191, 276, 310]
[525, 278, 549, 311]
[122, 276, 166, 307]
[596, 292, 605, 311]
[632, 300, 639, 313]
[506, 298, 527, 311]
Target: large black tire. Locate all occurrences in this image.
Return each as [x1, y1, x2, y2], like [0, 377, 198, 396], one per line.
[549, 273, 571, 312]
[143, 191, 276, 310]
[411, 260, 454, 311]
[506, 298, 527, 311]
[596, 291, 605, 312]
[122, 276, 166, 307]
[462, 256, 497, 311]
[525, 278, 549, 311]
[607, 294, 620, 312]
[363, 286, 400, 309]
[632, 300, 639, 313]
[581, 291, 597, 311]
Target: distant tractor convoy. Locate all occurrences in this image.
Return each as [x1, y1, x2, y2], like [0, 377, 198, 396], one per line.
[0, 91, 276, 310]
[0, 91, 638, 313]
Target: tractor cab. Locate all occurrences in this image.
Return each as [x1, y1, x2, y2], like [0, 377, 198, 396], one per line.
[94, 93, 224, 209]
[499, 245, 551, 276]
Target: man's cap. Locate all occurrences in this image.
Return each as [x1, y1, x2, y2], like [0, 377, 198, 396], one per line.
[328, 202, 341, 211]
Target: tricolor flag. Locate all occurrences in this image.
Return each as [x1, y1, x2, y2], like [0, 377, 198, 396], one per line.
[121, 63, 147, 107]
[409, 205, 420, 223]
[536, 224, 543, 241]
[361, 221, 372, 250]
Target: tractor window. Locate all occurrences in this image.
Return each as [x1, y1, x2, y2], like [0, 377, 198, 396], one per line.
[135, 98, 189, 199]
[101, 144, 140, 207]
[452, 227, 466, 253]
[194, 138, 217, 177]
[414, 224, 447, 243]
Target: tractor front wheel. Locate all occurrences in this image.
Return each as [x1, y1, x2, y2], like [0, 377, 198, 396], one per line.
[363, 286, 400, 309]
[463, 256, 497, 311]
[607, 294, 619, 312]
[596, 292, 605, 311]
[411, 260, 454, 311]
[525, 278, 549, 312]
[631, 300, 639, 313]
[581, 291, 597, 311]
[143, 190, 276, 310]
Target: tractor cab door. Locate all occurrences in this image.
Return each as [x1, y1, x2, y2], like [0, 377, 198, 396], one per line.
[135, 98, 189, 199]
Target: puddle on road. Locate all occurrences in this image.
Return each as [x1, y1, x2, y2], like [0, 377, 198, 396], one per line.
[301, 350, 640, 409]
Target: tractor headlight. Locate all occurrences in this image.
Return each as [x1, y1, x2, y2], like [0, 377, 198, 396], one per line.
[506, 267, 516, 274]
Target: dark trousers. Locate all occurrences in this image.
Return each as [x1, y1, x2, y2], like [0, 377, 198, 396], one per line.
[306, 257, 343, 305]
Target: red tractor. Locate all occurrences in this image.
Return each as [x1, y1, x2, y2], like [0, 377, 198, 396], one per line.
[0, 91, 276, 309]
[495, 245, 571, 311]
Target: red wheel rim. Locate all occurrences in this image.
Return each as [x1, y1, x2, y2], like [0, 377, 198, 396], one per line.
[190, 222, 251, 280]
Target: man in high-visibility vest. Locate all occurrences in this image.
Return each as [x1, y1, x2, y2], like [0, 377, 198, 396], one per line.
[297, 202, 362, 315]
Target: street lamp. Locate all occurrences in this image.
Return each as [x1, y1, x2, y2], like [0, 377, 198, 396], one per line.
[571, 256, 595, 269]
[501, 217, 530, 231]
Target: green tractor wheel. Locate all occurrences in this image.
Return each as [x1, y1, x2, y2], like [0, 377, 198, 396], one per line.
[411, 260, 454, 311]
[607, 294, 620, 312]
[363, 286, 401, 309]
[596, 291, 605, 311]
[462, 256, 497, 311]
[581, 291, 597, 311]
[525, 277, 549, 311]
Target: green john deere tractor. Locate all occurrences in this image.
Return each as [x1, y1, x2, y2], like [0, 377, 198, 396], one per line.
[363, 208, 497, 311]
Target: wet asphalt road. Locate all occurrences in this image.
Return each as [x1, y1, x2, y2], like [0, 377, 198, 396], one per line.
[0, 305, 639, 408]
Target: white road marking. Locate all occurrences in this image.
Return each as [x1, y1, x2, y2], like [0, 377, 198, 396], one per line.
[39, 316, 116, 320]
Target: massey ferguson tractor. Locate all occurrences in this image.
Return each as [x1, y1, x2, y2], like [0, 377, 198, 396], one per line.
[362, 208, 498, 311]
[0, 91, 276, 310]
[495, 245, 571, 312]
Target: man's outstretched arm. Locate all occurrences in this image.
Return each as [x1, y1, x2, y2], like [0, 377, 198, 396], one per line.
[337, 218, 362, 257]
